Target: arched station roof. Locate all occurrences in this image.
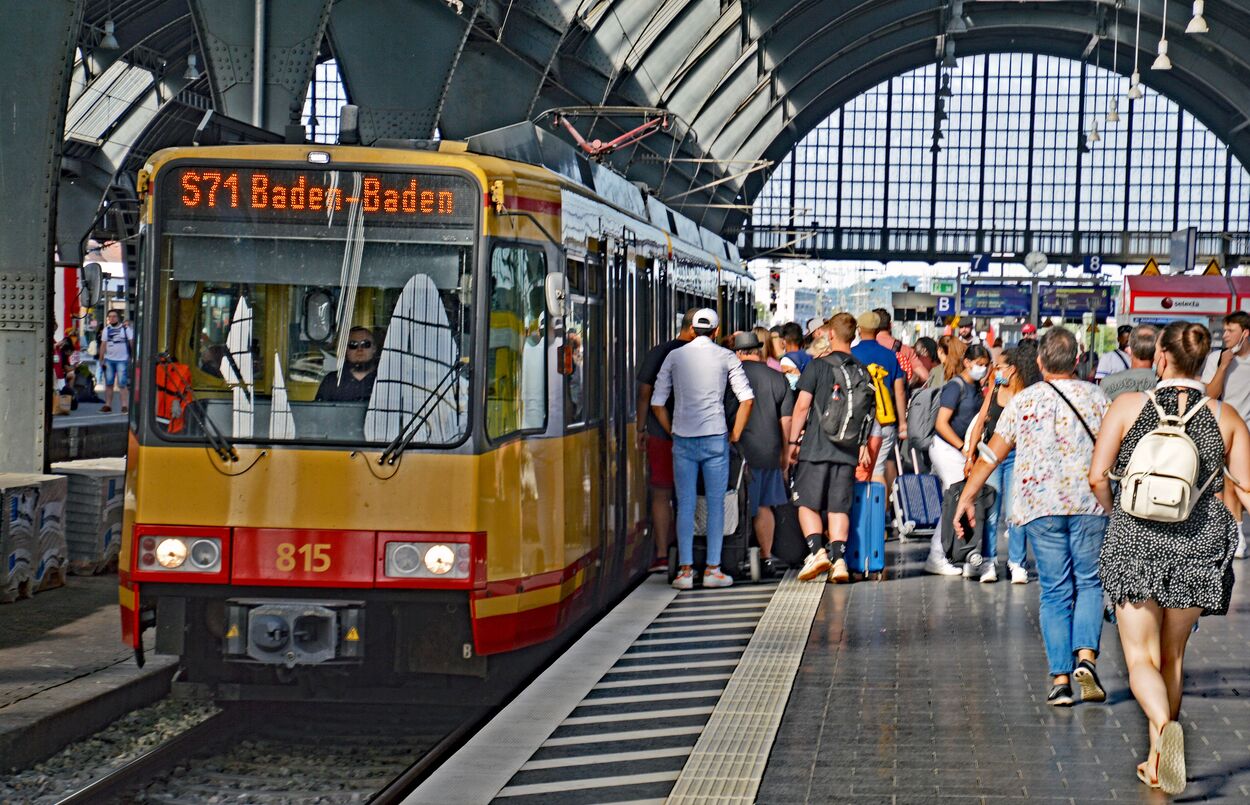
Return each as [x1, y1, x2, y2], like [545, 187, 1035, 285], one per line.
[53, 0, 1250, 247]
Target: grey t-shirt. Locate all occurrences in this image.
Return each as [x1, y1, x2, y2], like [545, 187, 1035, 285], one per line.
[1101, 368, 1157, 401]
[1202, 350, 1250, 421]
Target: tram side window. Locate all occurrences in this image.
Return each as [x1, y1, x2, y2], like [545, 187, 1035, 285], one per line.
[487, 245, 547, 440]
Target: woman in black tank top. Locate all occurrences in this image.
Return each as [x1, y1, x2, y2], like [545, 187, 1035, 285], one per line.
[964, 343, 1041, 582]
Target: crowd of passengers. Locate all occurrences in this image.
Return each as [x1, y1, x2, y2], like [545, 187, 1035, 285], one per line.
[639, 305, 1250, 797]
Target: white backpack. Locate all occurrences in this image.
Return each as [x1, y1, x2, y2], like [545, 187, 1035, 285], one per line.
[1113, 392, 1219, 523]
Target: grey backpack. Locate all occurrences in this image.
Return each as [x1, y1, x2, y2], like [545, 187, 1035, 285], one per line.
[906, 384, 945, 451]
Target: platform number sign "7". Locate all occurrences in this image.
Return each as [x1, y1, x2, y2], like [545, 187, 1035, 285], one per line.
[275, 543, 332, 573]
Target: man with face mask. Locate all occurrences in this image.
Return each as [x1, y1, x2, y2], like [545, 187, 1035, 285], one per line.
[1202, 311, 1250, 559]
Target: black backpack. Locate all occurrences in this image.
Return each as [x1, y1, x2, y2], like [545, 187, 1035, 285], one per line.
[818, 353, 875, 450]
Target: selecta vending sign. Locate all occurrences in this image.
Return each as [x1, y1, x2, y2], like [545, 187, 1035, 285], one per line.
[1121, 275, 1233, 319]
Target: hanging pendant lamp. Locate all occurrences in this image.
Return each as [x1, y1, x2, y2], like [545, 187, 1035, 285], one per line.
[1154, 0, 1174, 70]
[1090, 121, 1102, 143]
[1108, 98, 1121, 122]
[1128, 1, 1144, 99]
[1187, 1, 1209, 33]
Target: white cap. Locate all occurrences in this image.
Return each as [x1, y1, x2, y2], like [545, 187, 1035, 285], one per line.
[692, 308, 719, 330]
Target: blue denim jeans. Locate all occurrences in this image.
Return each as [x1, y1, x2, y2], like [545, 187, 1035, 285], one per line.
[983, 450, 1016, 563]
[673, 434, 731, 567]
[1021, 514, 1108, 676]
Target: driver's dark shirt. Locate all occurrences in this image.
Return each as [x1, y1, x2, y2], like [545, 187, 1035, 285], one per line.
[315, 369, 377, 402]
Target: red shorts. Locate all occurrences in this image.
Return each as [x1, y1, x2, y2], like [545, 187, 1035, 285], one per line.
[646, 435, 675, 489]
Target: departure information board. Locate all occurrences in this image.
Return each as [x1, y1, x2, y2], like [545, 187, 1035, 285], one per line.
[161, 167, 478, 226]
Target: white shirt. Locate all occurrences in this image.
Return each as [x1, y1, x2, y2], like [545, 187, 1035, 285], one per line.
[651, 336, 754, 438]
[1095, 348, 1131, 380]
[1202, 350, 1250, 421]
[103, 323, 133, 361]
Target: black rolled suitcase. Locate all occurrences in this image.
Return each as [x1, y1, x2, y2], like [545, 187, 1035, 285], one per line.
[940, 480, 996, 565]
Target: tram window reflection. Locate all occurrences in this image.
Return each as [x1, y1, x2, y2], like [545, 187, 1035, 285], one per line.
[486, 245, 547, 440]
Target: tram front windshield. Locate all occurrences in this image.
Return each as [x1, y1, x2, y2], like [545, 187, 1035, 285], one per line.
[149, 165, 477, 447]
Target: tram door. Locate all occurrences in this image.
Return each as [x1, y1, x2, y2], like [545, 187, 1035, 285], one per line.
[598, 233, 634, 597]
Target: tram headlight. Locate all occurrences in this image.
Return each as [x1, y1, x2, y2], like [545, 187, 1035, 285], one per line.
[156, 539, 187, 569]
[383, 540, 472, 580]
[139, 536, 224, 573]
[424, 544, 455, 575]
[391, 543, 423, 574]
[189, 539, 222, 570]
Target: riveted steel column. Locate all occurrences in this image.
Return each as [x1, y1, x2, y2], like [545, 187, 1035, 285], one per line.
[0, 0, 83, 472]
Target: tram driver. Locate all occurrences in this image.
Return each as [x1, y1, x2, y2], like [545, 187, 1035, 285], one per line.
[316, 326, 381, 402]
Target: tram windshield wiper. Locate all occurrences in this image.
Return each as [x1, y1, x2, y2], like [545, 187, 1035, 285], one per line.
[377, 360, 465, 466]
[184, 401, 239, 462]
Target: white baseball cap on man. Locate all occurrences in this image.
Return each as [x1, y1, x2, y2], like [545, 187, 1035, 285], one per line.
[691, 308, 719, 330]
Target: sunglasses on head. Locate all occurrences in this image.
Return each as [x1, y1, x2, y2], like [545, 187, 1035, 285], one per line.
[347, 339, 373, 349]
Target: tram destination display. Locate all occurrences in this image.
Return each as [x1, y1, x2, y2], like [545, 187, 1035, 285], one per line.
[161, 166, 478, 227]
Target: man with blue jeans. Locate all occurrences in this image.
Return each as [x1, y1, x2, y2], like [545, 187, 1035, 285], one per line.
[100, 309, 134, 414]
[954, 328, 1110, 706]
[651, 309, 754, 590]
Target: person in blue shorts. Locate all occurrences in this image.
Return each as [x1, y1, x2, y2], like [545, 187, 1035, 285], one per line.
[99, 309, 134, 414]
[729, 330, 795, 575]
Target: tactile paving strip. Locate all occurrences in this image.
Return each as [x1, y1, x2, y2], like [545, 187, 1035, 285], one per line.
[666, 572, 825, 804]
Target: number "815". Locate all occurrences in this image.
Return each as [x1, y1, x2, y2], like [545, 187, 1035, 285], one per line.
[275, 543, 332, 573]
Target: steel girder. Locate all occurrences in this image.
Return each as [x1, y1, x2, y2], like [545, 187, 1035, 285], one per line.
[188, 0, 333, 133]
[0, 0, 84, 472]
[51, 0, 1250, 242]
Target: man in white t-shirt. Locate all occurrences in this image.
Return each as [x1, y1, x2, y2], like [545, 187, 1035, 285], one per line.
[100, 309, 134, 414]
[1094, 325, 1132, 382]
[1203, 310, 1250, 559]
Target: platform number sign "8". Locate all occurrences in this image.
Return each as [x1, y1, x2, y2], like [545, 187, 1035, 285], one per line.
[275, 543, 332, 573]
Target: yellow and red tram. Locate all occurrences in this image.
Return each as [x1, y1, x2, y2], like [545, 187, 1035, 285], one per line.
[120, 127, 754, 697]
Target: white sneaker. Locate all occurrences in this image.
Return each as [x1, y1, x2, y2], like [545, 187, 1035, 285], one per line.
[1008, 562, 1029, 585]
[672, 567, 694, 590]
[962, 562, 976, 578]
[702, 566, 734, 588]
[979, 563, 998, 583]
[1236, 531, 1247, 560]
[924, 556, 963, 576]
[798, 549, 833, 582]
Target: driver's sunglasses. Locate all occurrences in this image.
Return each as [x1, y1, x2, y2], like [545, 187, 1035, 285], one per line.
[347, 339, 373, 349]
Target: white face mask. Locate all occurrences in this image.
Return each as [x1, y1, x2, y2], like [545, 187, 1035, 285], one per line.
[968, 364, 989, 381]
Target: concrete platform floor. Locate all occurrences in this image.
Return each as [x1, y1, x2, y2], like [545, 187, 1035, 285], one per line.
[759, 540, 1250, 804]
[0, 574, 175, 771]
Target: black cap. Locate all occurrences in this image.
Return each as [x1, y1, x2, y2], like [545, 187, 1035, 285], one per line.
[732, 331, 762, 351]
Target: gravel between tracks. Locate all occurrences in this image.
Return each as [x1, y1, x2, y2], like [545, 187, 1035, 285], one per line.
[0, 697, 220, 804]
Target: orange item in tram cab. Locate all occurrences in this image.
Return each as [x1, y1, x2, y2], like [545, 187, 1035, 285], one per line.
[155, 357, 193, 433]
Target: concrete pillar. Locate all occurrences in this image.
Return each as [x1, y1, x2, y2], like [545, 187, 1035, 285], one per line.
[0, 0, 84, 472]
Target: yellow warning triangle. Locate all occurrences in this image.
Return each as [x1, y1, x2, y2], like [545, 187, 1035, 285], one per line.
[1203, 259, 1222, 276]
[1141, 257, 1161, 276]
[345, 626, 360, 642]
[225, 624, 239, 639]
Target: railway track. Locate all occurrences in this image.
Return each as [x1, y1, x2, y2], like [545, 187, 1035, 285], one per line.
[53, 702, 486, 805]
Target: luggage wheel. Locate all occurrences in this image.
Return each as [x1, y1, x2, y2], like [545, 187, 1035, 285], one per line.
[872, 569, 887, 582]
[747, 547, 762, 583]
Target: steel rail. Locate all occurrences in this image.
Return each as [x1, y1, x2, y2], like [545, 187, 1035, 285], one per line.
[54, 707, 248, 805]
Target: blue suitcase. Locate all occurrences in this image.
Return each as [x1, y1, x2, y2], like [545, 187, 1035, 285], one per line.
[892, 444, 943, 539]
[846, 480, 887, 580]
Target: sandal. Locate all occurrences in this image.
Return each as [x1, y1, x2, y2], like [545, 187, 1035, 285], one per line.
[1136, 758, 1160, 789]
[1156, 721, 1187, 795]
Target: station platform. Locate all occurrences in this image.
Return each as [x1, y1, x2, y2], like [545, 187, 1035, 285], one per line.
[49, 401, 128, 462]
[411, 540, 1250, 804]
[0, 574, 175, 771]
